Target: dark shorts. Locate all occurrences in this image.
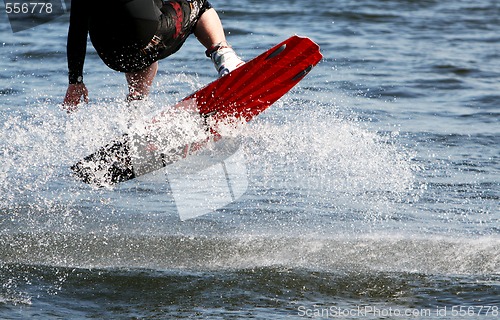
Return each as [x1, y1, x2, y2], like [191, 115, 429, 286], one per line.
[90, 0, 212, 73]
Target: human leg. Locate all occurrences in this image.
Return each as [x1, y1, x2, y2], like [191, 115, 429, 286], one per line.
[125, 61, 158, 101]
[194, 7, 244, 77]
[193, 8, 226, 49]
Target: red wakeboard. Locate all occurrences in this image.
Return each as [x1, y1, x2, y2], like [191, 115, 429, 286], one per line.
[71, 35, 322, 187]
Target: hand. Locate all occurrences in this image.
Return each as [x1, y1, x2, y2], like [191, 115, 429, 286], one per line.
[62, 83, 89, 112]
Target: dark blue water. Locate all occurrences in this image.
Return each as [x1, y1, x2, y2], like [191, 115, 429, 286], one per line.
[1, 0, 499, 318]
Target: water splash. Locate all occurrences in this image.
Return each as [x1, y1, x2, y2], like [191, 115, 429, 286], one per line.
[240, 100, 420, 220]
[0, 86, 428, 274]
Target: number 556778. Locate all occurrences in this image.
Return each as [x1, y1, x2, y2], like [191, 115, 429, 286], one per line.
[5, 2, 53, 14]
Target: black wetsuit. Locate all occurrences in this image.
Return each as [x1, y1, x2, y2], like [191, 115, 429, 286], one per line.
[67, 0, 212, 84]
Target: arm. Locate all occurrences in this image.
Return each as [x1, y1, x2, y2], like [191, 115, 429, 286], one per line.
[63, 0, 90, 111]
